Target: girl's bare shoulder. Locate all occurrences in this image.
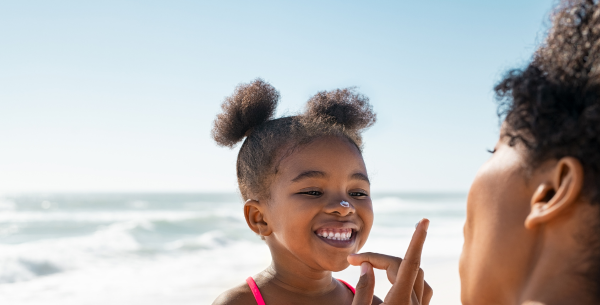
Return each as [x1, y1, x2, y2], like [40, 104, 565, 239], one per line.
[211, 280, 383, 305]
[211, 282, 257, 305]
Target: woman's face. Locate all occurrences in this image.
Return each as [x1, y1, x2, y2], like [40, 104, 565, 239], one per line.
[264, 136, 374, 272]
[460, 132, 543, 304]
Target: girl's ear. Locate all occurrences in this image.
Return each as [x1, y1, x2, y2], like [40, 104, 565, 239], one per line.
[244, 199, 272, 237]
[525, 157, 584, 229]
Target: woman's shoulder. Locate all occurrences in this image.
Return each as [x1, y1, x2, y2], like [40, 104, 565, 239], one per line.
[211, 282, 257, 305]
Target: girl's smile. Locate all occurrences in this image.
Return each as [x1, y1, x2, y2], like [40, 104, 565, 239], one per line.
[212, 79, 379, 304]
[263, 135, 374, 272]
[314, 223, 358, 248]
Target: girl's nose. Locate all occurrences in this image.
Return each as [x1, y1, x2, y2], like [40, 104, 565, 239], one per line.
[325, 199, 355, 216]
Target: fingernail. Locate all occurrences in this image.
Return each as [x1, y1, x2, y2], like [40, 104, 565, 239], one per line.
[422, 218, 429, 232]
[416, 218, 430, 231]
[360, 262, 369, 275]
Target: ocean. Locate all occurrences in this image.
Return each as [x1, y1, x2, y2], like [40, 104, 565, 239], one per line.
[0, 193, 465, 305]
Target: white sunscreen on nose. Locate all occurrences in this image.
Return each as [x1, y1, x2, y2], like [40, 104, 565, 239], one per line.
[340, 200, 350, 207]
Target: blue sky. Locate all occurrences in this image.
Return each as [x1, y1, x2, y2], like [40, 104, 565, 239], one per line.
[0, 0, 554, 193]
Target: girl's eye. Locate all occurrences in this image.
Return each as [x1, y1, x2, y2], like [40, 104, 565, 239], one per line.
[487, 148, 497, 154]
[349, 191, 368, 197]
[299, 190, 323, 196]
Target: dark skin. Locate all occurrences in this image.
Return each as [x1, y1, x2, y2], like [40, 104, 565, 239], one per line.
[216, 123, 595, 305]
[459, 128, 599, 305]
[348, 219, 433, 305]
[349, 126, 598, 305]
[212, 136, 382, 305]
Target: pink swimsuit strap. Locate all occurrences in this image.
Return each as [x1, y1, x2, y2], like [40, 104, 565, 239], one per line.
[245, 277, 355, 305]
[246, 277, 266, 305]
[336, 279, 356, 294]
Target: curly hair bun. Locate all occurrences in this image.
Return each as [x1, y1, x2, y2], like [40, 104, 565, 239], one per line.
[212, 79, 280, 147]
[535, 0, 600, 85]
[304, 88, 376, 131]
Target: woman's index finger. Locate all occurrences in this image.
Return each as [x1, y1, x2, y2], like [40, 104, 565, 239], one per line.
[383, 218, 430, 303]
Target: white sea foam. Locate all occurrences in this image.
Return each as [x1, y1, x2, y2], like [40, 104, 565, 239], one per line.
[0, 221, 141, 284]
[374, 196, 465, 213]
[0, 199, 16, 211]
[0, 193, 465, 305]
[0, 210, 243, 223]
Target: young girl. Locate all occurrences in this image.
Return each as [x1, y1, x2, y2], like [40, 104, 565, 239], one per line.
[211, 79, 381, 305]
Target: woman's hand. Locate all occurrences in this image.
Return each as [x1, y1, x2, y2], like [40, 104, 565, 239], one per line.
[348, 219, 433, 305]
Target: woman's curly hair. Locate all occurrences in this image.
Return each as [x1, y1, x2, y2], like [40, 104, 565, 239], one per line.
[494, 0, 600, 296]
[496, 0, 600, 203]
[212, 78, 376, 200]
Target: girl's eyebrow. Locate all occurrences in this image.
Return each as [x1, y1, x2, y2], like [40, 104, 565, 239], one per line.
[350, 173, 370, 184]
[291, 171, 370, 184]
[291, 170, 326, 182]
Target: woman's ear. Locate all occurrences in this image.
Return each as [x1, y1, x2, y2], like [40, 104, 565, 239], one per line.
[525, 157, 584, 229]
[244, 199, 272, 237]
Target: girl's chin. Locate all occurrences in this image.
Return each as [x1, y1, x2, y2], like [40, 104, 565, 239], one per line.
[318, 260, 351, 272]
[318, 246, 359, 269]
[330, 264, 350, 272]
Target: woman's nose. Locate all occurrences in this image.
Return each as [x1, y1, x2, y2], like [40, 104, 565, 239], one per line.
[325, 199, 355, 216]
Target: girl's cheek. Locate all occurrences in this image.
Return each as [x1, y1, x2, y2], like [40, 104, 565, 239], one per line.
[361, 201, 375, 228]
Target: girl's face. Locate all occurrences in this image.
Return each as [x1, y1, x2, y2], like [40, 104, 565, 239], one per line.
[264, 136, 373, 272]
[459, 131, 539, 304]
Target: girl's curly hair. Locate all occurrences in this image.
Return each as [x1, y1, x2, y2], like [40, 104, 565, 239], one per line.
[494, 0, 600, 297]
[212, 78, 376, 200]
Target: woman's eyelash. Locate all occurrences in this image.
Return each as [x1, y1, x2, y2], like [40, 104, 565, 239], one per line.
[487, 148, 497, 154]
[349, 192, 368, 197]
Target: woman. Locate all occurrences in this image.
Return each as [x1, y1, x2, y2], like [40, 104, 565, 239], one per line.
[350, 0, 600, 304]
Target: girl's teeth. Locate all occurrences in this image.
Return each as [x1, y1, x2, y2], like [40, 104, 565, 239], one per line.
[316, 230, 353, 240]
